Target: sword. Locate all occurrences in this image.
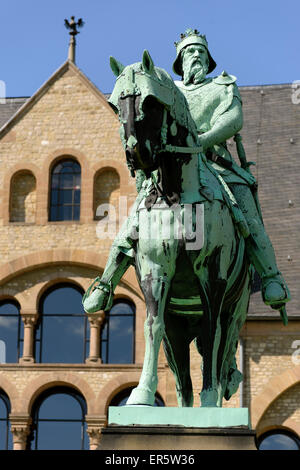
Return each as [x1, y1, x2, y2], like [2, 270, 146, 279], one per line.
[234, 133, 264, 223]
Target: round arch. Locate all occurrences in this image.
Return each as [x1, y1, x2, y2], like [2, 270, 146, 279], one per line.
[2, 163, 41, 224]
[0, 249, 140, 298]
[92, 159, 130, 194]
[21, 373, 97, 415]
[251, 365, 300, 429]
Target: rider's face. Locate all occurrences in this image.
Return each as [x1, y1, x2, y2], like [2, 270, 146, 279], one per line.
[182, 45, 209, 84]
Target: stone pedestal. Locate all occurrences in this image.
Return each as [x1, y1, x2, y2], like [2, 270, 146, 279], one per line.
[99, 425, 257, 450]
[98, 407, 257, 450]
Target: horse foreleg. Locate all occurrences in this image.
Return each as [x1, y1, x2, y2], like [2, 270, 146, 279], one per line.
[83, 250, 132, 313]
[126, 275, 170, 406]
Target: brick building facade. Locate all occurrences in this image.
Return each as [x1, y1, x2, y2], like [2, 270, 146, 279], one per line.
[0, 58, 299, 450]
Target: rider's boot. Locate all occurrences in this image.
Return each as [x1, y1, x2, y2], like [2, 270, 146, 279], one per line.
[231, 184, 290, 308]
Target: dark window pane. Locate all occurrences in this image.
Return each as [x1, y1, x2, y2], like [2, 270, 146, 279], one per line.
[53, 163, 63, 174]
[39, 285, 86, 364]
[42, 286, 85, 315]
[63, 206, 72, 220]
[51, 174, 59, 188]
[49, 159, 81, 222]
[0, 301, 20, 363]
[110, 302, 135, 316]
[36, 421, 84, 450]
[73, 205, 80, 220]
[51, 189, 58, 205]
[74, 190, 81, 204]
[0, 393, 12, 450]
[0, 303, 19, 315]
[259, 433, 300, 450]
[0, 397, 7, 416]
[61, 173, 74, 188]
[61, 189, 73, 204]
[108, 316, 134, 363]
[41, 316, 84, 363]
[39, 393, 82, 420]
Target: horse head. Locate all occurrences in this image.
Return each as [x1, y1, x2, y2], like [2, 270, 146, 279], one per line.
[108, 50, 198, 179]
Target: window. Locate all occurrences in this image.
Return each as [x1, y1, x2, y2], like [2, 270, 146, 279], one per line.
[36, 284, 88, 363]
[110, 387, 165, 407]
[101, 299, 135, 364]
[10, 171, 36, 223]
[0, 390, 13, 450]
[49, 159, 81, 221]
[257, 429, 300, 450]
[0, 299, 22, 363]
[29, 387, 88, 450]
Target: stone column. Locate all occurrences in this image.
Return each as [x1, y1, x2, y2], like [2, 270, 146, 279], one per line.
[85, 312, 105, 364]
[19, 313, 37, 364]
[10, 415, 32, 450]
[86, 415, 107, 450]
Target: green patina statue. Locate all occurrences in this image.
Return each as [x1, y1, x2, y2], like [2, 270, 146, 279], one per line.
[83, 30, 290, 408]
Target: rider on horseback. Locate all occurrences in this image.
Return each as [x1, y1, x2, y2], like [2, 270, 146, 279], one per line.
[172, 28, 290, 309]
[83, 29, 290, 315]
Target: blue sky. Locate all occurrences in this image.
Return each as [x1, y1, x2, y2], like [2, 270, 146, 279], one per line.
[1, 0, 299, 97]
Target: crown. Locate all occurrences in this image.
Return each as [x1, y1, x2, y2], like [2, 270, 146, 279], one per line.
[174, 29, 207, 48]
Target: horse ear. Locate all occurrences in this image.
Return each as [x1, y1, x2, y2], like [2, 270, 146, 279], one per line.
[110, 56, 125, 77]
[142, 50, 154, 74]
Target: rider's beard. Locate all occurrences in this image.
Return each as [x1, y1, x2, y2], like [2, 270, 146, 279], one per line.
[183, 60, 208, 85]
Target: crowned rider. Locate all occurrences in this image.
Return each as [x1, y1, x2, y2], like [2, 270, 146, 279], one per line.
[172, 28, 290, 308]
[83, 29, 290, 313]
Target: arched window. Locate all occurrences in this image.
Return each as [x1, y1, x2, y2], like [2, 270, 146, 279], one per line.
[10, 171, 36, 223]
[0, 299, 22, 363]
[257, 429, 300, 450]
[29, 387, 88, 450]
[36, 284, 88, 363]
[0, 390, 13, 450]
[93, 168, 120, 220]
[110, 386, 165, 407]
[101, 299, 135, 364]
[49, 159, 81, 221]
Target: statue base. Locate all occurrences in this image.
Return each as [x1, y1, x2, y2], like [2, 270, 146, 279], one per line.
[98, 407, 256, 450]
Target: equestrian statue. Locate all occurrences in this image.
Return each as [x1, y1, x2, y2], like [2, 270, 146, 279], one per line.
[83, 29, 290, 408]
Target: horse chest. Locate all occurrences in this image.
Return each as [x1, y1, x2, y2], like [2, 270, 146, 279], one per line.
[180, 156, 202, 203]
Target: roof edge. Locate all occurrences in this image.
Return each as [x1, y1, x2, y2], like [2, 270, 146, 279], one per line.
[0, 60, 115, 139]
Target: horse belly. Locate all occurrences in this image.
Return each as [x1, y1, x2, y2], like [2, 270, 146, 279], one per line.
[168, 247, 204, 316]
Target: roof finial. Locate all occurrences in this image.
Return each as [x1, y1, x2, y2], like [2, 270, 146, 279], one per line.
[64, 16, 84, 64]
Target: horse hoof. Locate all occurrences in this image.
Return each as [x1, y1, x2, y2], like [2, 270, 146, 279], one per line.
[126, 387, 155, 406]
[83, 289, 109, 313]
